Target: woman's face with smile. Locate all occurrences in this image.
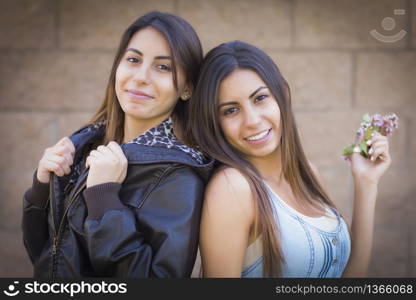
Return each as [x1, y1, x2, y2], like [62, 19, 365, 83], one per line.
[115, 27, 187, 132]
[218, 69, 282, 160]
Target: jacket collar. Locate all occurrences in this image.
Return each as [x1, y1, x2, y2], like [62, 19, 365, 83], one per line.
[125, 117, 205, 165]
[69, 118, 214, 181]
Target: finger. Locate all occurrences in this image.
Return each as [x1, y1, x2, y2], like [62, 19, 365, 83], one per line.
[96, 145, 116, 159]
[89, 150, 104, 159]
[43, 158, 66, 177]
[46, 161, 65, 177]
[96, 146, 119, 165]
[85, 154, 100, 168]
[56, 137, 69, 147]
[107, 141, 127, 162]
[47, 153, 68, 165]
[369, 145, 387, 162]
[47, 154, 71, 174]
[56, 137, 75, 156]
[52, 146, 74, 165]
[53, 145, 74, 159]
[62, 137, 76, 155]
[366, 136, 388, 148]
[372, 139, 388, 149]
[371, 135, 388, 144]
[368, 140, 388, 153]
[62, 152, 74, 166]
[48, 146, 74, 166]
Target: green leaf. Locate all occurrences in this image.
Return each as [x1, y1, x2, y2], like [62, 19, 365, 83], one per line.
[362, 113, 371, 123]
[342, 144, 354, 156]
[359, 139, 368, 156]
[364, 127, 372, 140]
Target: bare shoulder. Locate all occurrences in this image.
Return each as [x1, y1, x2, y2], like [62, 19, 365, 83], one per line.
[200, 167, 256, 276]
[204, 167, 255, 220]
[206, 167, 252, 200]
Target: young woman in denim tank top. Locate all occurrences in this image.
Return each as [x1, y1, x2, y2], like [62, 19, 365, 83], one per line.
[188, 41, 391, 277]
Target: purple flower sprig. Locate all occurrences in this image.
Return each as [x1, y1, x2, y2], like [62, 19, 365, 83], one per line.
[341, 113, 399, 160]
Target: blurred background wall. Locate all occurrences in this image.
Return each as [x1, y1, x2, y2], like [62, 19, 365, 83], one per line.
[0, 0, 414, 277]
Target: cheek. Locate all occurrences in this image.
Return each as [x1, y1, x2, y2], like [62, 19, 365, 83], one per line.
[115, 67, 127, 94]
[220, 118, 241, 145]
[269, 102, 281, 128]
[272, 110, 283, 142]
[175, 69, 187, 93]
[154, 75, 178, 99]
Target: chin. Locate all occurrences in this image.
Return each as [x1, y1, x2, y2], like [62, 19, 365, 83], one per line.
[249, 150, 275, 158]
[123, 109, 149, 120]
[245, 144, 279, 159]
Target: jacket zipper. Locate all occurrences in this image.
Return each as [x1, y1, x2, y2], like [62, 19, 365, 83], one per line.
[49, 176, 57, 233]
[49, 171, 88, 278]
[49, 175, 57, 277]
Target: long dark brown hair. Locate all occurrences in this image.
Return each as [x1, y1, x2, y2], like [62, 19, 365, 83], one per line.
[188, 41, 336, 277]
[89, 11, 203, 144]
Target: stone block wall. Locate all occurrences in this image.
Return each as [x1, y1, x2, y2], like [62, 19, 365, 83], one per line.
[0, 0, 414, 277]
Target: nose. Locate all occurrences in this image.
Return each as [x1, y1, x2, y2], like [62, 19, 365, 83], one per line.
[133, 64, 151, 85]
[243, 105, 262, 128]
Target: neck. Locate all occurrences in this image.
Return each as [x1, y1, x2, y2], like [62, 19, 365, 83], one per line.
[248, 147, 284, 184]
[122, 114, 169, 143]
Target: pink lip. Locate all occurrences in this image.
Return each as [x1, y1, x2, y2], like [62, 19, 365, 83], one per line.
[244, 129, 272, 145]
[126, 89, 154, 100]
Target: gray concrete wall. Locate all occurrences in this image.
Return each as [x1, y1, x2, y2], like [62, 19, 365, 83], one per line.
[0, 0, 415, 277]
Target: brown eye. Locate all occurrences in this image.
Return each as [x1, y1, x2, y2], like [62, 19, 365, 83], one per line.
[254, 94, 268, 102]
[223, 107, 239, 116]
[156, 64, 172, 71]
[127, 57, 140, 63]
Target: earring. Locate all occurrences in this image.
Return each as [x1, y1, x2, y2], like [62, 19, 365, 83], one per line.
[181, 92, 190, 101]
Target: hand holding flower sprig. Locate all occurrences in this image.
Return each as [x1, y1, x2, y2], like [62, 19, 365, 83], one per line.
[341, 113, 398, 277]
[342, 113, 398, 185]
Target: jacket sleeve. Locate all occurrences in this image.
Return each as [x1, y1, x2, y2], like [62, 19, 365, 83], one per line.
[22, 172, 50, 264]
[83, 165, 204, 278]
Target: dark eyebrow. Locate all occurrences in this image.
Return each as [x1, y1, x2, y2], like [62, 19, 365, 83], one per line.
[126, 48, 142, 56]
[218, 86, 268, 109]
[125, 48, 172, 60]
[155, 55, 172, 60]
[249, 86, 268, 98]
[218, 101, 239, 109]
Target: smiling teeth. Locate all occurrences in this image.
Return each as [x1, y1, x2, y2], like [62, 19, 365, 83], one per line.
[246, 130, 269, 141]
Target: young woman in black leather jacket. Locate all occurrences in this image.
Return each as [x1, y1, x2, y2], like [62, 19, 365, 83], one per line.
[22, 11, 213, 278]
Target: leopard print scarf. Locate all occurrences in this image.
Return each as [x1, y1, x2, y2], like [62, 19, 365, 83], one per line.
[126, 117, 205, 165]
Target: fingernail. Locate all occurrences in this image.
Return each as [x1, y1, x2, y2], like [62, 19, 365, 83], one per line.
[366, 140, 372, 145]
[371, 132, 375, 137]
[369, 148, 373, 154]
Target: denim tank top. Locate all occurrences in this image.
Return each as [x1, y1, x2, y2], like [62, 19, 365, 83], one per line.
[241, 183, 351, 277]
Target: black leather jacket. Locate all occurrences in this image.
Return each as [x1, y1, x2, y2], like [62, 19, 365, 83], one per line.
[22, 121, 213, 278]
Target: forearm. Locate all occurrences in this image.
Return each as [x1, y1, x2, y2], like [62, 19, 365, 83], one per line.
[343, 179, 378, 277]
[22, 203, 50, 264]
[22, 171, 51, 263]
[25, 171, 50, 208]
[84, 207, 156, 277]
[83, 176, 201, 278]
[82, 182, 143, 276]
